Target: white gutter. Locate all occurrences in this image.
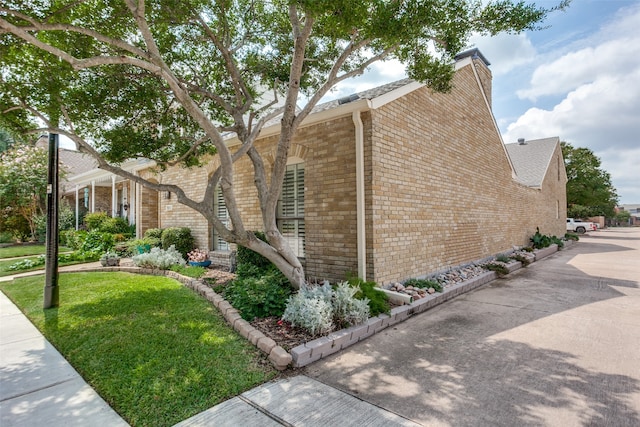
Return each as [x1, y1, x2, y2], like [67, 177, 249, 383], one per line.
[68, 157, 155, 186]
[352, 110, 367, 281]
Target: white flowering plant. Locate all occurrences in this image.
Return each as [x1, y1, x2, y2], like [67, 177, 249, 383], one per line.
[187, 248, 209, 262]
[132, 245, 185, 269]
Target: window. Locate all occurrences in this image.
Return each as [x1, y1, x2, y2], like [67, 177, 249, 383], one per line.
[277, 163, 305, 257]
[212, 186, 230, 251]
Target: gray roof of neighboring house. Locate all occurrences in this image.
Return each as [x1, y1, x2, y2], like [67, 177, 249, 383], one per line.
[59, 148, 97, 176]
[505, 137, 560, 187]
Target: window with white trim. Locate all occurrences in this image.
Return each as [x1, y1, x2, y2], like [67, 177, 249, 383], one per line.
[277, 162, 305, 258]
[212, 186, 230, 251]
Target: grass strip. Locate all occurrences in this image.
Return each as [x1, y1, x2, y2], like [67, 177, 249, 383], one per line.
[0, 272, 276, 427]
[0, 257, 86, 277]
[0, 245, 71, 259]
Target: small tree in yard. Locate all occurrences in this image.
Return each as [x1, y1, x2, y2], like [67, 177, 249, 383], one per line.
[0, 1, 568, 288]
[0, 143, 49, 241]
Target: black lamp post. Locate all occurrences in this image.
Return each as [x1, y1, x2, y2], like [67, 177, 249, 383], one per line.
[44, 132, 59, 308]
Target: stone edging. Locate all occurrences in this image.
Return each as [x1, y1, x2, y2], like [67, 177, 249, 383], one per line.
[74, 242, 564, 370]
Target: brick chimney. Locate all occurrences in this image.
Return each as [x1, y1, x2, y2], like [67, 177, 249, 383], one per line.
[455, 48, 492, 107]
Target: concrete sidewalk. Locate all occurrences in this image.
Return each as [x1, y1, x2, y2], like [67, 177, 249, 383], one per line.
[0, 291, 129, 427]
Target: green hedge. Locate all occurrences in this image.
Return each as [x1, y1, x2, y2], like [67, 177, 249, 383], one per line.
[161, 227, 194, 258]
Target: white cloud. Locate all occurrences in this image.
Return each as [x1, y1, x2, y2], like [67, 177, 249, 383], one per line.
[468, 32, 536, 76]
[504, 68, 640, 151]
[501, 4, 640, 204]
[517, 38, 640, 101]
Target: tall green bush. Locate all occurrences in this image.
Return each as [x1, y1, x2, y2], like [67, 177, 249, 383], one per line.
[161, 227, 194, 258]
[81, 230, 115, 254]
[235, 231, 271, 272]
[223, 266, 292, 321]
[84, 212, 110, 231]
[100, 217, 131, 235]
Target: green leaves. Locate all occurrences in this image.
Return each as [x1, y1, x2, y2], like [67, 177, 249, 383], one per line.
[562, 141, 618, 217]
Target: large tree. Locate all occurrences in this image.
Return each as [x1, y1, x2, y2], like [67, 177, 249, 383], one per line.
[561, 141, 618, 218]
[0, 0, 567, 287]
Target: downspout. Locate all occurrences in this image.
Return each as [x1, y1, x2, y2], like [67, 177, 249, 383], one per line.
[352, 110, 367, 281]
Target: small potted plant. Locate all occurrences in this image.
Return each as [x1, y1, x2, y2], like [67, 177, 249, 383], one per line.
[100, 251, 121, 267]
[187, 248, 211, 267]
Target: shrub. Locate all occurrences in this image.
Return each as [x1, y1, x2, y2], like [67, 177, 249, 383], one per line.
[565, 232, 579, 241]
[132, 245, 186, 269]
[60, 229, 81, 249]
[236, 231, 272, 272]
[404, 278, 443, 293]
[144, 228, 164, 240]
[348, 277, 390, 316]
[8, 256, 45, 271]
[483, 262, 509, 277]
[496, 254, 511, 263]
[282, 281, 370, 336]
[84, 212, 110, 231]
[34, 203, 76, 241]
[550, 235, 564, 248]
[530, 227, 552, 249]
[128, 236, 161, 255]
[80, 230, 115, 254]
[282, 283, 335, 336]
[510, 253, 531, 266]
[0, 231, 12, 243]
[223, 266, 292, 320]
[161, 227, 194, 258]
[99, 217, 131, 235]
[7, 250, 100, 271]
[332, 282, 370, 329]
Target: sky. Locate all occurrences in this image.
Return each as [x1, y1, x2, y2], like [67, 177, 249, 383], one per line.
[320, 0, 640, 205]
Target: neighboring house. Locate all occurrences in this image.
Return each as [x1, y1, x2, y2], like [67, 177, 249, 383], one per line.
[617, 204, 640, 226]
[64, 48, 568, 285]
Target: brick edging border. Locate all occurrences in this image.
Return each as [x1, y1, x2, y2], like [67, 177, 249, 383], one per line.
[289, 243, 565, 367]
[73, 241, 566, 370]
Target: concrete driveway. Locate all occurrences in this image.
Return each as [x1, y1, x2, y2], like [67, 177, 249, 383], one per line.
[305, 228, 640, 426]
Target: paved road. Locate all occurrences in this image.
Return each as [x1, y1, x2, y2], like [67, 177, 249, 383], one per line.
[305, 228, 640, 426]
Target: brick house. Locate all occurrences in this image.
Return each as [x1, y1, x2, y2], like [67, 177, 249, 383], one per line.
[65, 49, 567, 285]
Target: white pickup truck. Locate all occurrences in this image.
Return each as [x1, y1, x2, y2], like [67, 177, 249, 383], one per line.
[566, 218, 597, 234]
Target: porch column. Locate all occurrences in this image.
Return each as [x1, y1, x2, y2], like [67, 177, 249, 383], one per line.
[129, 179, 136, 227]
[136, 179, 142, 238]
[111, 175, 116, 217]
[75, 184, 79, 230]
[91, 180, 95, 212]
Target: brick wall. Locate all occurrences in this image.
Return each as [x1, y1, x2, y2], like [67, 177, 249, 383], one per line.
[145, 58, 565, 285]
[367, 60, 566, 284]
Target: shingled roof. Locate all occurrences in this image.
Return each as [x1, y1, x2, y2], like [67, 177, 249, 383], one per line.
[505, 137, 560, 188]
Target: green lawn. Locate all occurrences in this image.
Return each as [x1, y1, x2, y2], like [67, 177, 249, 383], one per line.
[0, 244, 71, 258]
[1, 272, 277, 427]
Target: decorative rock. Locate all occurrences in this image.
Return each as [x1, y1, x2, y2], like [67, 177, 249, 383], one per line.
[427, 287, 436, 294]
